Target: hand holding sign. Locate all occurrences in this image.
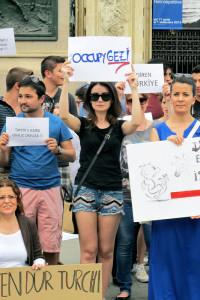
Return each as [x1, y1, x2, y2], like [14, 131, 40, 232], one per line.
[45, 138, 59, 155]
[0, 132, 9, 151]
[125, 65, 138, 91]
[61, 61, 74, 82]
[115, 81, 126, 101]
[163, 83, 171, 102]
[167, 135, 184, 146]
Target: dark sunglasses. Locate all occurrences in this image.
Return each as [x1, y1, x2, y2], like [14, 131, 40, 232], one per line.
[90, 93, 111, 102]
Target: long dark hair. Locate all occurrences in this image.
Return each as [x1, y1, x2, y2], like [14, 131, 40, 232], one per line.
[0, 178, 24, 214]
[83, 82, 122, 128]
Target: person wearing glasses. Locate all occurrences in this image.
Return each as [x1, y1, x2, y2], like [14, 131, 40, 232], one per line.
[59, 61, 142, 300]
[0, 178, 45, 269]
[149, 76, 200, 300]
[0, 76, 76, 266]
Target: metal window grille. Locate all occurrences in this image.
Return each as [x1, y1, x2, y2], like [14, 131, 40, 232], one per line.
[152, 30, 200, 74]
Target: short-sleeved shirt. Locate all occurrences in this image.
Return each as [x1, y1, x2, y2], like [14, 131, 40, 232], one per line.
[75, 117, 125, 190]
[42, 88, 78, 168]
[2, 111, 72, 189]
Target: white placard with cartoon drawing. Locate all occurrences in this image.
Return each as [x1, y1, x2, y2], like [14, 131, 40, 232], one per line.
[127, 137, 200, 222]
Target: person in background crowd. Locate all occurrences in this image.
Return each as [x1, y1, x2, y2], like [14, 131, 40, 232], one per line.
[0, 76, 76, 265]
[146, 58, 173, 119]
[59, 61, 142, 300]
[0, 67, 34, 177]
[158, 94, 169, 122]
[41, 56, 78, 252]
[41, 55, 77, 116]
[75, 83, 89, 117]
[149, 76, 200, 300]
[191, 65, 200, 120]
[0, 178, 45, 269]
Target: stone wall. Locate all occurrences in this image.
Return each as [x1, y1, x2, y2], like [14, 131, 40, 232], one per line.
[0, 0, 152, 96]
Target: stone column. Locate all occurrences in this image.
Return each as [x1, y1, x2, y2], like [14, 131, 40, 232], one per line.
[78, 0, 152, 64]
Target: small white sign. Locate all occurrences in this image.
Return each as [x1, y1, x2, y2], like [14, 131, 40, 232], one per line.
[0, 28, 16, 56]
[124, 64, 164, 94]
[68, 36, 132, 82]
[121, 112, 153, 121]
[6, 118, 49, 146]
[127, 137, 200, 222]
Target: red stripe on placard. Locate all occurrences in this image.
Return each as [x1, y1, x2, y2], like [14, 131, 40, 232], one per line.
[171, 190, 200, 199]
[108, 62, 130, 73]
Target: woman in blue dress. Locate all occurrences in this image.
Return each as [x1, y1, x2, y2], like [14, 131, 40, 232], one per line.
[149, 76, 200, 300]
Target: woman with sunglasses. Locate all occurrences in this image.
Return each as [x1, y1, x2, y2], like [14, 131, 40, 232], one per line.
[149, 76, 200, 300]
[59, 61, 142, 299]
[0, 178, 45, 269]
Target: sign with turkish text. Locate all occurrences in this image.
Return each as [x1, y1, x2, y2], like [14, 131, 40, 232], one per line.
[6, 118, 49, 146]
[0, 28, 16, 56]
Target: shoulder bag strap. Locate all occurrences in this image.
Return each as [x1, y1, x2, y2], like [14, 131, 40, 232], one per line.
[74, 126, 113, 198]
[187, 121, 200, 138]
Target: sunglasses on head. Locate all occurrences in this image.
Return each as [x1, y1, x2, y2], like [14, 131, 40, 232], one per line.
[90, 93, 111, 102]
[24, 75, 40, 83]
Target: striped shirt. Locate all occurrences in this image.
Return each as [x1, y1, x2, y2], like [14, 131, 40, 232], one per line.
[0, 97, 16, 169]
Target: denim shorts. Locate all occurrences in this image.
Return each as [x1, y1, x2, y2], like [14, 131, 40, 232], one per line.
[73, 185, 124, 216]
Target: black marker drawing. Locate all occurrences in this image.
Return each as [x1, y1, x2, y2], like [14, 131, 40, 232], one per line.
[173, 154, 187, 177]
[140, 163, 169, 200]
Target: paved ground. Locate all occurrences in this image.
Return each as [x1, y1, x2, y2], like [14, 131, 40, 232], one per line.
[60, 236, 148, 300]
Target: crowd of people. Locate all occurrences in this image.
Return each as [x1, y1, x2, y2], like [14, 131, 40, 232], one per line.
[0, 55, 200, 300]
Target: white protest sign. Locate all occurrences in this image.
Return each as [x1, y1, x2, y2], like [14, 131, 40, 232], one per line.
[0, 28, 16, 56]
[121, 112, 153, 121]
[6, 118, 49, 146]
[127, 137, 200, 222]
[124, 64, 164, 94]
[68, 36, 132, 82]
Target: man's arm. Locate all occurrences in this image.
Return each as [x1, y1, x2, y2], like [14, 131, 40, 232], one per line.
[59, 139, 76, 162]
[45, 138, 76, 163]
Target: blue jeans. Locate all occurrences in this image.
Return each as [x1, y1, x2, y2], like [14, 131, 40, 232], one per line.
[116, 202, 151, 294]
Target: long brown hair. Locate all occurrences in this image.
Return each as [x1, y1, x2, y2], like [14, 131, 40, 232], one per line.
[0, 178, 24, 214]
[83, 82, 122, 128]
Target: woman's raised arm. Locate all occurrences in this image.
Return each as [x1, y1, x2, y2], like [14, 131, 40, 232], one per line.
[59, 62, 81, 133]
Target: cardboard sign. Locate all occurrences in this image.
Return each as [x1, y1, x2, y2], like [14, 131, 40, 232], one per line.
[68, 36, 132, 82]
[0, 264, 102, 299]
[6, 118, 49, 146]
[0, 28, 16, 56]
[124, 64, 164, 94]
[127, 137, 200, 222]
